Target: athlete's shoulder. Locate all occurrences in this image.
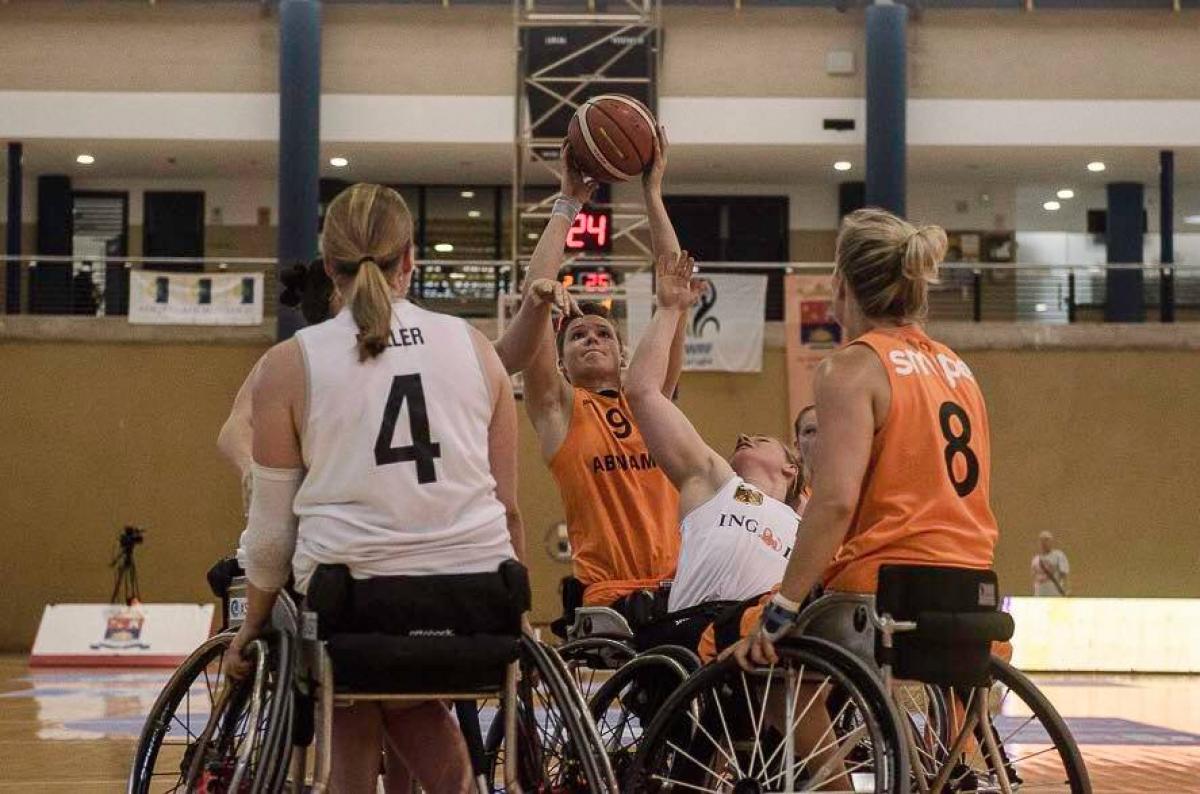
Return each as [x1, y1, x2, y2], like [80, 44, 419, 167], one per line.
[253, 337, 305, 401]
[817, 341, 886, 386]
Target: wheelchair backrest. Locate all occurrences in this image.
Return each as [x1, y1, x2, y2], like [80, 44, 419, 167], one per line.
[876, 565, 1013, 688]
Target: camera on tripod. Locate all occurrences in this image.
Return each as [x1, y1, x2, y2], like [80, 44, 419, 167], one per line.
[119, 525, 144, 552]
[110, 525, 147, 605]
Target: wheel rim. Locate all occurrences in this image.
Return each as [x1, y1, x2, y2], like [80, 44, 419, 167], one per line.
[634, 654, 896, 793]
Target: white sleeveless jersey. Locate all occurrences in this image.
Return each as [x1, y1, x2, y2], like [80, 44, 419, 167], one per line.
[290, 301, 513, 591]
[668, 476, 799, 612]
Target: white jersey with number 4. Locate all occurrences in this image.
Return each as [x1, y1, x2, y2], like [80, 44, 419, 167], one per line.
[290, 300, 513, 590]
[668, 476, 799, 612]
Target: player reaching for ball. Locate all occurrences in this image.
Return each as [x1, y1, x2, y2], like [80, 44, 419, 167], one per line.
[523, 123, 688, 614]
[624, 250, 805, 651]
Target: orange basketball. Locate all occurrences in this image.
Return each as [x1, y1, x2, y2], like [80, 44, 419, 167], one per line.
[566, 94, 657, 184]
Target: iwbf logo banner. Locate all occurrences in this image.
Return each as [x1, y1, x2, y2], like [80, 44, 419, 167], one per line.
[627, 272, 767, 372]
[129, 271, 264, 326]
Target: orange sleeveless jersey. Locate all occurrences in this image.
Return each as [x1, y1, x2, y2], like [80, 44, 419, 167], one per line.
[549, 388, 680, 606]
[822, 325, 998, 593]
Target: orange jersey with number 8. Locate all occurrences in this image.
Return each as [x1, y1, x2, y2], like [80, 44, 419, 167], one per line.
[822, 325, 998, 593]
[550, 388, 680, 606]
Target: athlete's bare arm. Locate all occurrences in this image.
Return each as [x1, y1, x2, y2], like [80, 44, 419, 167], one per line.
[217, 354, 266, 476]
[492, 278, 578, 376]
[627, 252, 733, 516]
[470, 326, 526, 563]
[522, 153, 596, 460]
[642, 128, 688, 399]
[225, 339, 305, 678]
[774, 344, 889, 605]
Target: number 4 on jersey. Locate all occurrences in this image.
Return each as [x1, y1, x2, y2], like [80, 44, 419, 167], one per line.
[375, 374, 441, 483]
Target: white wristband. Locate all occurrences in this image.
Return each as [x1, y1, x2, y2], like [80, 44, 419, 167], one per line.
[770, 592, 803, 613]
[552, 197, 582, 221]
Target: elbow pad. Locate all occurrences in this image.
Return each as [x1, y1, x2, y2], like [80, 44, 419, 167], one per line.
[241, 464, 303, 591]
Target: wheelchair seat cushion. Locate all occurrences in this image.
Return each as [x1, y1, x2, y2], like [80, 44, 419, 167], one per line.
[876, 564, 1007, 688]
[328, 633, 519, 694]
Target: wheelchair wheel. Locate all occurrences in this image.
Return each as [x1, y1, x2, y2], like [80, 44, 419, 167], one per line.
[943, 656, 1090, 794]
[588, 653, 691, 786]
[891, 680, 952, 775]
[127, 632, 293, 794]
[483, 636, 617, 792]
[628, 636, 908, 793]
[557, 636, 637, 703]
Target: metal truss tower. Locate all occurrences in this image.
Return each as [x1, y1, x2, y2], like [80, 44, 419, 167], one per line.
[511, 0, 663, 284]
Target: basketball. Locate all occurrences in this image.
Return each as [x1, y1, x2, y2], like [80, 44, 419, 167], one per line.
[566, 94, 657, 183]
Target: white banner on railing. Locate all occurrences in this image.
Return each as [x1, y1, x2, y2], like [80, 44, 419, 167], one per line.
[129, 271, 264, 326]
[627, 272, 767, 372]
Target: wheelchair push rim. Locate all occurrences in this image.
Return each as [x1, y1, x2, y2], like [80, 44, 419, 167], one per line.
[628, 637, 908, 793]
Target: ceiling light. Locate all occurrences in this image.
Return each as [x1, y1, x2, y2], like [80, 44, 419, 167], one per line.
[527, 232, 539, 240]
[76, 154, 95, 165]
[1043, 201, 1061, 211]
[1183, 215, 1200, 225]
[467, 210, 482, 219]
[1087, 161, 1106, 173]
[1034, 303, 1048, 313]
[1056, 189, 1075, 200]
[461, 190, 475, 199]
[433, 243, 454, 253]
[833, 161, 853, 172]
[329, 156, 349, 168]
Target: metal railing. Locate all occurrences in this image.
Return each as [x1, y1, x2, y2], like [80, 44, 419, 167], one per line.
[2, 256, 1197, 325]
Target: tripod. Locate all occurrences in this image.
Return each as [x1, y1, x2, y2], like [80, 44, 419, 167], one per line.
[109, 526, 144, 605]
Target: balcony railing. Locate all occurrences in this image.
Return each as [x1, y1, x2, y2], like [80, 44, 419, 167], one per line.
[1, 256, 1197, 326]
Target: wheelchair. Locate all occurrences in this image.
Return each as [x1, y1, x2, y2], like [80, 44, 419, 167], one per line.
[627, 565, 1091, 793]
[128, 558, 617, 793]
[546, 579, 766, 785]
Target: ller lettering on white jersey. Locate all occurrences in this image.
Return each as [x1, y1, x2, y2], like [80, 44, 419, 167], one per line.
[385, 326, 426, 349]
[888, 348, 974, 389]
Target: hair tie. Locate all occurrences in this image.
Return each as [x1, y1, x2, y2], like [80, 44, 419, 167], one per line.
[358, 256, 376, 267]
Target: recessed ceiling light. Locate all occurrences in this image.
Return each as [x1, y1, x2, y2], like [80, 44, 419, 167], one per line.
[329, 156, 349, 168]
[1056, 189, 1075, 200]
[1087, 161, 1106, 172]
[833, 161, 853, 172]
[1184, 215, 1200, 225]
[1034, 303, 1048, 313]
[1043, 201, 1061, 211]
[461, 190, 475, 199]
[526, 232, 539, 240]
[467, 210, 482, 219]
[433, 243, 454, 253]
[76, 154, 95, 165]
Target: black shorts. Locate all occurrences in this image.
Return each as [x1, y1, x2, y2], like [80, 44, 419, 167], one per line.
[633, 600, 742, 653]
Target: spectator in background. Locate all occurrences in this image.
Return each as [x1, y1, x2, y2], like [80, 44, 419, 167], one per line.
[1031, 530, 1070, 596]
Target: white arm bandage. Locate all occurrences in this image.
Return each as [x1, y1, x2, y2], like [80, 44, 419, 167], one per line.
[241, 463, 304, 591]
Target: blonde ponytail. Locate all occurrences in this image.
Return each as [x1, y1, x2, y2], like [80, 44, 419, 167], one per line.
[835, 208, 946, 321]
[347, 257, 394, 361]
[320, 183, 415, 360]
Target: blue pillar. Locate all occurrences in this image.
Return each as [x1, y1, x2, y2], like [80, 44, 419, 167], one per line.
[277, 0, 322, 340]
[1159, 151, 1174, 322]
[5, 142, 21, 313]
[1105, 182, 1144, 323]
[865, 3, 907, 217]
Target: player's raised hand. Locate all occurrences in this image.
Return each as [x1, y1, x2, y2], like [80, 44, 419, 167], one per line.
[655, 249, 697, 311]
[560, 142, 597, 205]
[642, 124, 669, 196]
[529, 277, 580, 318]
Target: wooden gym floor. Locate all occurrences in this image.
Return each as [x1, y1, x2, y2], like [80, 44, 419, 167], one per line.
[0, 654, 1197, 792]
